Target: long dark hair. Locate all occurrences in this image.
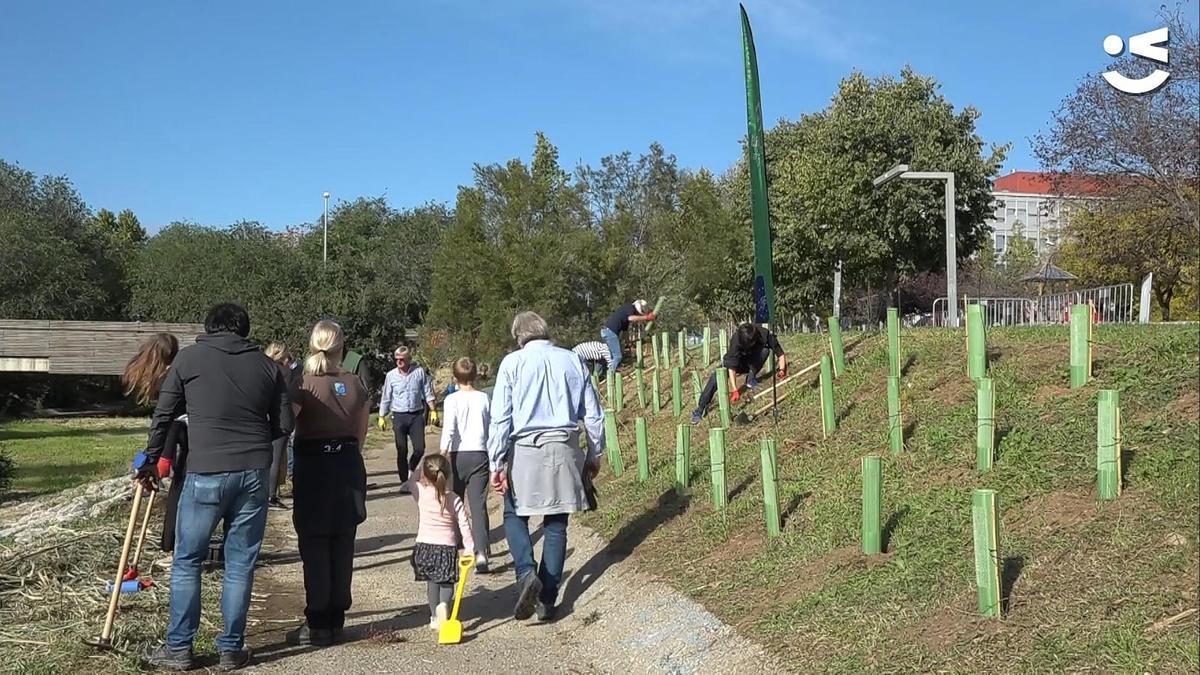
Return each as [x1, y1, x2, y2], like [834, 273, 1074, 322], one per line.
[122, 333, 179, 405]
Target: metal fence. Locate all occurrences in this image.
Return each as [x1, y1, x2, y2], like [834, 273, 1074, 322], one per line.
[930, 283, 1135, 327]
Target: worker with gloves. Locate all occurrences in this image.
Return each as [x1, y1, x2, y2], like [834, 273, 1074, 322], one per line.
[600, 299, 656, 372]
[690, 322, 787, 424]
[377, 345, 438, 493]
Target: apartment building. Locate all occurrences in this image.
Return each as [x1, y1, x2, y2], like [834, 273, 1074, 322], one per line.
[987, 171, 1107, 256]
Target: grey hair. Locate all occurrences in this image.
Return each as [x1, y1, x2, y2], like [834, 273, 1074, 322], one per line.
[394, 345, 411, 357]
[511, 311, 551, 347]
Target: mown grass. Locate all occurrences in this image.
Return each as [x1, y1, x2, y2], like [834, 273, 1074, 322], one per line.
[583, 324, 1199, 673]
[0, 418, 147, 500]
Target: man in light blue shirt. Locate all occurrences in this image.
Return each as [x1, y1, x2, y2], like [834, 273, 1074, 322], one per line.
[488, 311, 604, 623]
[378, 345, 437, 492]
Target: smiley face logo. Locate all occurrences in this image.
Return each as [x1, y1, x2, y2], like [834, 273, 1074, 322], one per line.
[1102, 27, 1170, 94]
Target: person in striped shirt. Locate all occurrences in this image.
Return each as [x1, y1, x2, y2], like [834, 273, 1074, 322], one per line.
[571, 340, 613, 380]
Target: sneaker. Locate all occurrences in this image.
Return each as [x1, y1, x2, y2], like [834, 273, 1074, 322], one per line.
[398, 484, 412, 495]
[142, 644, 193, 671]
[430, 602, 448, 630]
[747, 374, 759, 389]
[475, 553, 489, 574]
[534, 601, 558, 622]
[285, 623, 333, 647]
[218, 648, 252, 671]
[690, 409, 703, 425]
[514, 572, 543, 620]
[268, 497, 289, 510]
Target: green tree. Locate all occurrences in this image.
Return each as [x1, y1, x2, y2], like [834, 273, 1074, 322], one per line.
[733, 67, 1008, 314]
[1001, 222, 1038, 283]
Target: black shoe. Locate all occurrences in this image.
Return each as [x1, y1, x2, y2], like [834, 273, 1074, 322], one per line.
[142, 644, 193, 671]
[535, 601, 558, 622]
[268, 497, 289, 510]
[514, 573, 543, 620]
[285, 623, 333, 646]
[217, 647, 251, 671]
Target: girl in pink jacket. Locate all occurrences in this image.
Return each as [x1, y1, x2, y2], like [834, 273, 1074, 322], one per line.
[409, 454, 475, 629]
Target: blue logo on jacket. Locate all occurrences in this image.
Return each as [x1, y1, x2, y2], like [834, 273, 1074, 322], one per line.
[333, 382, 347, 396]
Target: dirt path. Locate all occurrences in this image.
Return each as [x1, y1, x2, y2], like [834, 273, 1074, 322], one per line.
[242, 433, 778, 674]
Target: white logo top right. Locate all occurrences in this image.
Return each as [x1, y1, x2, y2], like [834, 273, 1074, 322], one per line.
[1102, 27, 1170, 94]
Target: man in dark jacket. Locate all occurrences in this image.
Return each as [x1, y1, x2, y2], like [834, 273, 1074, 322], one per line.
[139, 303, 294, 671]
[690, 322, 788, 423]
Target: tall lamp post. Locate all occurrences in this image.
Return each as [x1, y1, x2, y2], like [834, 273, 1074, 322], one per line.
[872, 163, 959, 328]
[322, 191, 331, 266]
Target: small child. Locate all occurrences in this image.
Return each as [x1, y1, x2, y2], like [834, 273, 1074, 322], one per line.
[409, 454, 475, 629]
[440, 357, 492, 572]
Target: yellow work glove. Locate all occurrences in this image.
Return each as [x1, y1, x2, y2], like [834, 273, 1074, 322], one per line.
[378, 416, 388, 431]
[430, 409, 441, 426]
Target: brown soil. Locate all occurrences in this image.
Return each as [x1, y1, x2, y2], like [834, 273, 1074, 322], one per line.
[1013, 489, 1101, 533]
[1033, 383, 1072, 405]
[1169, 388, 1200, 420]
[897, 596, 1011, 653]
[926, 373, 972, 406]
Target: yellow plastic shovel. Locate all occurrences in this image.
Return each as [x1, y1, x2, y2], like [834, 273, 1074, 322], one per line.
[438, 555, 475, 645]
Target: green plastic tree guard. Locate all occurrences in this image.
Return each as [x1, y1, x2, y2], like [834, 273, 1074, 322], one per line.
[887, 308, 901, 379]
[651, 333, 660, 371]
[718, 328, 728, 359]
[671, 367, 683, 417]
[887, 375, 903, 455]
[651, 370, 662, 413]
[636, 338, 644, 368]
[604, 409, 624, 477]
[862, 456, 882, 554]
[820, 355, 836, 437]
[661, 333, 670, 370]
[761, 439, 781, 538]
[827, 317, 846, 377]
[644, 296, 666, 332]
[606, 371, 614, 408]
[967, 304, 987, 381]
[675, 424, 691, 496]
[614, 372, 624, 414]
[709, 427, 727, 510]
[971, 489, 1002, 618]
[678, 330, 686, 369]
[1070, 304, 1092, 388]
[636, 368, 647, 408]
[703, 326, 712, 366]
[635, 417, 649, 481]
[715, 367, 732, 429]
[976, 378, 995, 473]
[691, 370, 703, 406]
[1097, 389, 1122, 500]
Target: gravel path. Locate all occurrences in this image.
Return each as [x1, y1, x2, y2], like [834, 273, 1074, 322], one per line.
[243, 433, 778, 674]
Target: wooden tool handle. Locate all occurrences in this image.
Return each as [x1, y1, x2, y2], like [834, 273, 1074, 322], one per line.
[100, 484, 144, 641]
[128, 489, 155, 572]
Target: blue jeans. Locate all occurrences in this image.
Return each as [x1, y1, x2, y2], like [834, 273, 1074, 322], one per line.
[600, 328, 623, 371]
[167, 469, 269, 653]
[502, 490, 569, 607]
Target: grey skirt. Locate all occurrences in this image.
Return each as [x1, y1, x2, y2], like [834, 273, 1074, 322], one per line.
[509, 429, 587, 517]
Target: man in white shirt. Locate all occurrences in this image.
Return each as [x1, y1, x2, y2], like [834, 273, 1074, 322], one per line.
[439, 357, 492, 572]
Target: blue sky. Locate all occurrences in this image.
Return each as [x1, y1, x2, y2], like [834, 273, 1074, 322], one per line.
[0, 0, 1188, 231]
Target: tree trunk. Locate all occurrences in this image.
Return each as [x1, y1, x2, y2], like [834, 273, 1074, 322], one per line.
[1155, 286, 1174, 321]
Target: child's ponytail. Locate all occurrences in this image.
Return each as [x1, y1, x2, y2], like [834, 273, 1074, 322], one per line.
[420, 453, 453, 515]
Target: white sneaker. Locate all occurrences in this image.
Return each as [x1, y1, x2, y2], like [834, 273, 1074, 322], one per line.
[475, 553, 489, 573]
[431, 602, 448, 629]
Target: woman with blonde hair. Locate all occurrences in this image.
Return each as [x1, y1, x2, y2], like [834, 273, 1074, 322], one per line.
[286, 320, 369, 647]
[264, 342, 298, 508]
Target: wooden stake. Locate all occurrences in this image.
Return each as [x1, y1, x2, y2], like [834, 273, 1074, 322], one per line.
[862, 456, 882, 554]
[887, 375, 903, 455]
[761, 439, 781, 537]
[709, 427, 727, 510]
[1097, 389, 1121, 500]
[976, 378, 995, 473]
[887, 307, 901, 380]
[971, 489, 1002, 618]
[820, 355, 836, 437]
[635, 417, 649, 481]
[675, 424, 690, 496]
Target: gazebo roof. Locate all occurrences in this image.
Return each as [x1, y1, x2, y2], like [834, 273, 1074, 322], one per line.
[1021, 261, 1078, 283]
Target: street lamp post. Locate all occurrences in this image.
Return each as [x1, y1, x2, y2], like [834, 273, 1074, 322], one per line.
[322, 192, 331, 266]
[873, 164, 959, 328]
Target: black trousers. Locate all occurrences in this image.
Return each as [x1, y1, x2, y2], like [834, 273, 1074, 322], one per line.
[451, 451, 490, 556]
[391, 410, 426, 481]
[695, 346, 771, 415]
[297, 527, 357, 630]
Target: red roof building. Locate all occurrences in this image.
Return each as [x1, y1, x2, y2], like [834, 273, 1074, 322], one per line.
[988, 171, 1107, 256]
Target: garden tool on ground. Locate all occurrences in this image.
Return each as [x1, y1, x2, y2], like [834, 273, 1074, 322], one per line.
[438, 555, 476, 645]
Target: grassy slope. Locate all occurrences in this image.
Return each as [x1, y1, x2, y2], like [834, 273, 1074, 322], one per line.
[582, 324, 1199, 673]
[0, 418, 147, 500]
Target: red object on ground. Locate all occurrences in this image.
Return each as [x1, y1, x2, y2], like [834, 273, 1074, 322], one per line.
[730, 389, 741, 403]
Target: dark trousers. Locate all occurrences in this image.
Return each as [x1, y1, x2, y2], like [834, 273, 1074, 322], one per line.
[392, 410, 426, 481]
[695, 347, 771, 415]
[297, 527, 357, 630]
[451, 451, 490, 556]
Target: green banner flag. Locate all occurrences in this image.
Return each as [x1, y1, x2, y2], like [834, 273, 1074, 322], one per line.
[741, 4, 776, 326]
